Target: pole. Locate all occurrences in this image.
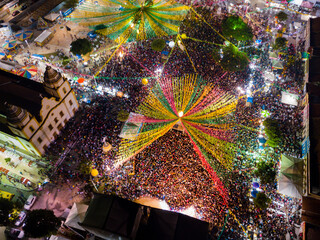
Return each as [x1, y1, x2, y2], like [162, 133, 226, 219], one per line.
[90, 177, 99, 192]
[217, 210, 230, 240]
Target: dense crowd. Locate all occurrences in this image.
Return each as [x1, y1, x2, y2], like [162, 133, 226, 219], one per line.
[42, 3, 306, 239]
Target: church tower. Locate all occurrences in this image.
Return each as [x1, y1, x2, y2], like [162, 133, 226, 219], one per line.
[43, 66, 67, 99]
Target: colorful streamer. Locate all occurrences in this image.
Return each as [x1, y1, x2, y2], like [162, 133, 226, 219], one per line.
[68, 0, 189, 42]
[116, 74, 238, 204]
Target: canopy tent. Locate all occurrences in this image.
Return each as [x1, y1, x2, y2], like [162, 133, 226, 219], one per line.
[65, 203, 88, 231]
[269, 52, 278, 59]
[119, 113, 144, 140]
[2, 40, 17, 50]
[34, 30, 53, 46]
[15, 31, 33, 41]
[272, 59, 284, 69]
[135, 196, 170, 210]
[37, 17, 48, 30]
[290, 0, 303, 5]
[0, 60, 16, 71]
[44, 13, 60, 22]
[264, 71, 275, 81]
[18, 65, 38, 78]
[278, 154, 305, 199]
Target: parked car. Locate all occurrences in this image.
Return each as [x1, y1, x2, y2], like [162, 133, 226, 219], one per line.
[12, 10, 20, 16]
[15, 211, 27, 226]
[5, 227, 25, 239]
[24, 194, 37, 210]
[21, 4, 28, 10]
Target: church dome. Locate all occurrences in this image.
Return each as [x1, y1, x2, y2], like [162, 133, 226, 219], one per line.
[43, 66, 62, 85]
[4, 103, 29, 126]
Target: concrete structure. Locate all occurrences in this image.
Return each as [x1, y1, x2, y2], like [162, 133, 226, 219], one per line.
[0, 66, 79, 157]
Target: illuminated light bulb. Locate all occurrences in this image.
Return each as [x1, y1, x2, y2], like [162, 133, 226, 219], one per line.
[178, 111, 184, 118]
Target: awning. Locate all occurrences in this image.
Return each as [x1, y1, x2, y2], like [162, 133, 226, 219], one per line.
[65, 203, 88, 231]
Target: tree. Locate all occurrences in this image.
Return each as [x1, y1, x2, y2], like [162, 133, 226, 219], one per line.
[70, 38, 92, 56]
[94, 24, 107, 31]
[273, 37, 287, 50]
[117, 109, 130, 122]
[213, 45, 249, 72]
[221, 15, 253, 41]
[263, 118, 283, 147]
[151, 39, 166, 51]
[79, 161, 91, 175]
[63, 0, 79, 9]
[0, 197, 14, 226]
[23, 209, 61, 238]
[18, 0, 28, 5]
[276, 11, 288, 21]
[254, 161, 277, 185]
[253, 192, 271, 210]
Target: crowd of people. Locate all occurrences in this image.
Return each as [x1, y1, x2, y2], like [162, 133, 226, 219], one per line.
[41, 3, 307, 239]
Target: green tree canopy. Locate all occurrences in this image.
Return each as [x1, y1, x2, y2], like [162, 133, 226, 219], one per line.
[263, 118, 283, 147]
[70, 38, 92, 56]
[276, 11, 288, 21]
[23, 209, 61, 238]
[254, 161, 277, 185]
[63, 0, 79, 9]
[117, 109, 130, 122]
[254, 192, 271, 210]
[273, 37, 287, 50]
[94, 24, 107, 31]
[0, 197, 14, 226]
[151, 39, 166, 51]
[213, 45, 249, 72]
[221, 15, 253, 41]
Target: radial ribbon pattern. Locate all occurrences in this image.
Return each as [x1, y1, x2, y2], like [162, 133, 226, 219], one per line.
[68, 0, 189, 42]
[116, 74, 238, 204]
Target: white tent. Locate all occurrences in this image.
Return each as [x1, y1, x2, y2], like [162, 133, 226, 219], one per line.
[44, 13, 60, 22]
[272, 59, 284, 69]
[65, 203, 88, 231]
[49, 236, 69, 240]
[290, 0, 303, 5]
[278, 174, 302, 199]
[278, 155, 304, 199]
[119, 113, 144, 140]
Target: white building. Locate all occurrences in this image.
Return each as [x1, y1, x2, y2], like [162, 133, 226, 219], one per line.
[0, 66, 79, 156]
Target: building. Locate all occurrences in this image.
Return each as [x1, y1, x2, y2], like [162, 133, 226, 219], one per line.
[301, 17, 320, 239]
[79, 193, 209, 240]
[0, 66, 79, 157]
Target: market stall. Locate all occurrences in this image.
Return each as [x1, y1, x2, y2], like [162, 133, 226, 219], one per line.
[34, 30, 54, 46]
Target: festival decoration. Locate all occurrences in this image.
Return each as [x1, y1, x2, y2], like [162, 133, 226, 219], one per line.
[168, 41, 175, 48]
[117, 91, 124, 97]
[116, 74, 238, 204]
[261, 110, 270, 118]
[142, 78, 148, 85]
[68, 0, 189, 42]
[77, 78, 85, 84]
[91, 169, 99, 177]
